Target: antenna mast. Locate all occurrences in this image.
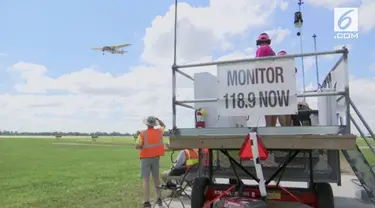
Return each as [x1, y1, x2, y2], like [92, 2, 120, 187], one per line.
[312, 34, 320, 88]
[295, 0, 306, 100]
[172, 0, 178, 128]
[173, 0, 178, 65]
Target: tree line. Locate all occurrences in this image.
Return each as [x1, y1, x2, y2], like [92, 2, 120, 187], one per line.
[0, 130, 171, 137]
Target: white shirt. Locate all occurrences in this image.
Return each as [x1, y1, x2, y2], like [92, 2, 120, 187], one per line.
[173, 150, 186, 168]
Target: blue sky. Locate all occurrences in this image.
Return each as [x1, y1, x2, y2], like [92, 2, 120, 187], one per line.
[0, 0, 372, 86]
[0, 0, 374, 132]
[0, 0, 171, 76]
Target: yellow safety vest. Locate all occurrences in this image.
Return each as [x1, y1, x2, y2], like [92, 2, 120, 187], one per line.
[184, 149, 199, 168]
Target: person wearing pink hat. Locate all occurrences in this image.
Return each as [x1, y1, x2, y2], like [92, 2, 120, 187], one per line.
[255, 33, 277, 126]
[277, 50, 298, 73]
[256, 33, 276, 57]
[276, 50, 297, 126]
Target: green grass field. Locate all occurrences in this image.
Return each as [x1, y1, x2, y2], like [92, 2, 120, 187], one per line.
[356, 137, 375, 148]
[355, 137, 375, 164]
[0, 137, 173, 208]
[0, 136, 374, 208]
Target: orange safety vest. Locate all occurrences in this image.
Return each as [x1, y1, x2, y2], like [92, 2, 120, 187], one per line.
[139, 129, 165, 159]
[184, 149, 199, 169]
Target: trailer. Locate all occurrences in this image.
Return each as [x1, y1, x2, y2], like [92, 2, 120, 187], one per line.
[167, 1, 375, 208]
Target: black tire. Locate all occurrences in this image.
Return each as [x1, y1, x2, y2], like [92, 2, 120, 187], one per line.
[191, 177, 210, 208]
[314, 183, 334, 208]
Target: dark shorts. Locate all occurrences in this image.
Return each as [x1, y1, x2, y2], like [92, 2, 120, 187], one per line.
[164, 166, 187, 186]
[140, 157, 160, 178]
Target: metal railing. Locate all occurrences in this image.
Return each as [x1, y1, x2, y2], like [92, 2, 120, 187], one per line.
[169, 0, 375, 202]
[349, 98, 375, 157]
[171, 49, 350, 130]
[170, 0, 351, 130]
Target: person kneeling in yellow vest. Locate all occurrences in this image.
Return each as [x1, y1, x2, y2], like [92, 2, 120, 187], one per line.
[161, 148, 199, 195]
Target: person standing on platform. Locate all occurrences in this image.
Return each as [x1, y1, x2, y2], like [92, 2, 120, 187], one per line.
[255, 32, 278, 127]
[135, 116, 166, 208]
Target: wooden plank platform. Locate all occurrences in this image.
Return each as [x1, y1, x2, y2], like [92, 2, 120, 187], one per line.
[169, 126, 356, 150]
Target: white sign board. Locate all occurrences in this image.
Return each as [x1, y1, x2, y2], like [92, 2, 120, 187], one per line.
[217, 58, 298, 117]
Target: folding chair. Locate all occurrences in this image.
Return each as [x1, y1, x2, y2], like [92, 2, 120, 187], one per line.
[155, 164, 199, 208]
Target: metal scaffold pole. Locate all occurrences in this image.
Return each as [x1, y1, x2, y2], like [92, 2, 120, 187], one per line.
[312, 34, 320, 88]
[172, 0, 178, 128]
[173, 0, 178, 65]
[297, 0, 306, 101]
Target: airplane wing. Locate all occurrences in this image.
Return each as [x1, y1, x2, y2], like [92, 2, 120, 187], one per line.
[113, 50, 127, 54]
[91, 47, 103, 50]
[112, 44, 131, 49]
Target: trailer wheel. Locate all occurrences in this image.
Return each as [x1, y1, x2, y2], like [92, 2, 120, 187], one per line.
[191, 177, 210, 208]
[314, 182, 334, 208]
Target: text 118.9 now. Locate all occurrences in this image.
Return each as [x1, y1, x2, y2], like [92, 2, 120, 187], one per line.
[222, 90, 290, 109]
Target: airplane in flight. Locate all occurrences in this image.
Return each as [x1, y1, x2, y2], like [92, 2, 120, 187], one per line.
[91, 43, 131, 55]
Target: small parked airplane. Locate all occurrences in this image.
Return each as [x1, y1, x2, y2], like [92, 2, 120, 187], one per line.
[91, 43, 131, 55]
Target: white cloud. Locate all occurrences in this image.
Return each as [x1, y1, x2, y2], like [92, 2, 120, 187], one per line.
[264, 27, 291, 45]
[304, 0, 375, 33]
[4, 48, 257, 133]
[5, 0, 289, 132]
[142, 0, 285, 65]
[11, 62, 169, 94]
[303, 76, 375, 136]
[305, 0, 357, 8]
[298, 44, 350, 73]
[358, 0, 375, 33]
[7, 54, 375, 135]
[303, 57, 316, 71]
[2, 0, 375, 135]
[324, 44, 352, 60]
[347, 76, 375, 134]
[279, 1, 289, 11]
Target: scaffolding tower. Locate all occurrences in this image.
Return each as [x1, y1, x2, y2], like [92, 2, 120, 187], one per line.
[168, 1, 375, 207]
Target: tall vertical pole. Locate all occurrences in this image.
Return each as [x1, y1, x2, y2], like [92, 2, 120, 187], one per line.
[172, 0, 178, 128]
[312, 34, 320, 88]
[343, 48, 350, 134]
[298, 0, 306, 101]
[173, 0, 178, 65]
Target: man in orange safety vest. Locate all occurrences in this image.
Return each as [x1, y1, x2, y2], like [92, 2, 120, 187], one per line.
[135, 116, 166, 208]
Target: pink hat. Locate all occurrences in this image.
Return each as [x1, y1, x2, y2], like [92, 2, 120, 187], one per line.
[278, 50, 287, 56]
[256, 33, 271, 45]
[278, 50, 297, 73]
